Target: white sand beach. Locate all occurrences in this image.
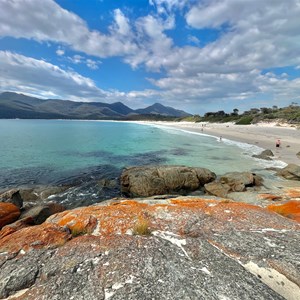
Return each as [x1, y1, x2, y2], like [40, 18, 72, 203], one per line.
[136, 121, 300, 165]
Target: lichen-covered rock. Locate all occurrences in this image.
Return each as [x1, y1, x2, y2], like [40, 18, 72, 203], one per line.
[121, 165, 216, 197]
[0, 198, 299, 299]
[267, 200, 300, 222]
[20, 202, 65, 225]
[0, 223, 71, 254]
[277, 164, 300, 180]
[0, 202, 20, 229]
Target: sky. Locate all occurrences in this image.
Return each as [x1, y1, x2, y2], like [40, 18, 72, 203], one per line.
[1, 0, 300, 114]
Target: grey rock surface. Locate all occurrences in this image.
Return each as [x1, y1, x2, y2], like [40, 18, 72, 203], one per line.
[277, 164, 300, 180]
[0, 190, 23, 209]
[20, 203, 65, 225]
[121, 165, 216, 197]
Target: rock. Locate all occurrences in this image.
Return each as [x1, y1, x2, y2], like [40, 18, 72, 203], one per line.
[19, 186, 69, 202]
[277, 164, 300, 180]
[121, 165, 216, 197]
[205, 172, 263, 197]
[204, 182, 231, 197]
[0, 189, 23, 208]
[0, 198, 299, 299]
[0, 223, 71, 254]
[267, 200, 300, 222]
[20, 202, 65, 225]
[220, 172, 256, 192]
[0, 202, 21, 229]
[297, 151, 300, 158]
[252, 149, 274, 160]
[0, 217, 35, 239]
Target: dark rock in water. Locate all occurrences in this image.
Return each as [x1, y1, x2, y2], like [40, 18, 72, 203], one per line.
[277, 164, 300, 180]
[19, 186, 70, 202]
[0, 202, 21, 229]
[20, 203, 65, 225]
[297, 151, 300, 158]
[0, 198, 298, 299]
[121, 165, 216, 197]
[252, 149, 274, 160]
[0, 189, 23, 208]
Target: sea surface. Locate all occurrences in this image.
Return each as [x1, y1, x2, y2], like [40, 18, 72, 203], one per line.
[0, 119, 286, 207]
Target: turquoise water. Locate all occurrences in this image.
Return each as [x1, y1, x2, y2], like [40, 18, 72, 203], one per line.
[0, 120, 283, 206]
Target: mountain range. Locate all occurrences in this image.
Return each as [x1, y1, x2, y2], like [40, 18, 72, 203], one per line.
[0, 92, 191, 119]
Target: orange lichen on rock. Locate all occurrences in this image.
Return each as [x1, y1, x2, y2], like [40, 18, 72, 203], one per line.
[267, 200, 300, 222]
[0, 223, 72, 253]
[0, 202, 20, 229]
[48, 210, 98, 236]
[259, 194, 282, 201]
[2, 198, 299, 254]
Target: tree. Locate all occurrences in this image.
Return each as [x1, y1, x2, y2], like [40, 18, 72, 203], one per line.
[233, 108, 239, 115]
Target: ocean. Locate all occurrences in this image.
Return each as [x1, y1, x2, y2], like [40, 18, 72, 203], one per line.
[0, 119, 285, 207]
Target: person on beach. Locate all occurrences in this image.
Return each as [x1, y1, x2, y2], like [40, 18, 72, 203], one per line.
[276, 139, 281, 148]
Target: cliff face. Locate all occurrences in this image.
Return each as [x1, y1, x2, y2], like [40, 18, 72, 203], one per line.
[0, 197, 299, 299]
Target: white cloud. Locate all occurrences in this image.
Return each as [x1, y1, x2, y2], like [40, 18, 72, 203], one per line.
[0, 0, 137, 58]
[67, 55, 101, 70]
[187, 35, 200, 46]
[56, 48, 65, 56]
[149, 0, 188, 14]
[1, 0, 300, 112]
[0, 51, 106, 101]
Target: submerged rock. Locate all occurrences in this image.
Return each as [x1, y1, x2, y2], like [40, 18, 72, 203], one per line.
[0, 197, 299, 299]
[252, 149, 274, 160]
[121, 165, 216, 197]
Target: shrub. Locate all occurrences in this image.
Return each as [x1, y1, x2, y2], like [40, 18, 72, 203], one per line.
[133, 217, 151, 236]
[235, 116, 253, 125]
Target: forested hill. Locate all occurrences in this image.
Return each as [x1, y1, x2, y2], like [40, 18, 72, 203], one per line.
[0, 92, 191, 119]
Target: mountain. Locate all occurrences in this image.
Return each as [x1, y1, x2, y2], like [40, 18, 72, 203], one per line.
[135, 103, 190, 117]
[0, 92, 191, 119]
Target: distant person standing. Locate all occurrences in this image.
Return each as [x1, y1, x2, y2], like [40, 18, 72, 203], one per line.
[276, 139, 281, 148]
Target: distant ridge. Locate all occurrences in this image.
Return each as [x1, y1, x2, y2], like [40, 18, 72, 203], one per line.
[0, 92, 191, 119]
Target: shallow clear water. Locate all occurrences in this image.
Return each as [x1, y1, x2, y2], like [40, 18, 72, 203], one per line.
[0, 120, 284, 206]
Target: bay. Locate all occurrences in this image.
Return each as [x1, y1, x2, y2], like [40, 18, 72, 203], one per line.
[0, 119, 284, 207]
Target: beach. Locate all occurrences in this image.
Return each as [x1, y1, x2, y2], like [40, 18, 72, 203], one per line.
[136, 121, 300, 165]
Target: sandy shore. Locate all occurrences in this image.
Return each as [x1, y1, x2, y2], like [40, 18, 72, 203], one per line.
[135, 121, 300, 165]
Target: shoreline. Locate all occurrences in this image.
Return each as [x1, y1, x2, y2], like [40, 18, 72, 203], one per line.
[133, 121, 300, 165]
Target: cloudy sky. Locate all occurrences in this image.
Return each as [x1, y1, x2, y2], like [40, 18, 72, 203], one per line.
[1, 0, 300, 114]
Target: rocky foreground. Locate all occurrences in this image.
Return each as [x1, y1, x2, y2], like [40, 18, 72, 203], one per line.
[0, 164, 300, 299]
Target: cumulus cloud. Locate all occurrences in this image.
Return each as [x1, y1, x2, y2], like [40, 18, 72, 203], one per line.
[0, 51, 107, 101]
[1, 0, 300, 111]
[149, 0, 188, 14]
[0, 0, 137, 58]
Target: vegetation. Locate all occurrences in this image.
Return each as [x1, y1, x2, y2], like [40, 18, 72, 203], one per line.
[179, 103, 300, 125]
[132, 217, 151, 236]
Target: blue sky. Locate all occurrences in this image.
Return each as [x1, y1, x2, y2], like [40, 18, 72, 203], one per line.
[1, 0, 300, 114]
